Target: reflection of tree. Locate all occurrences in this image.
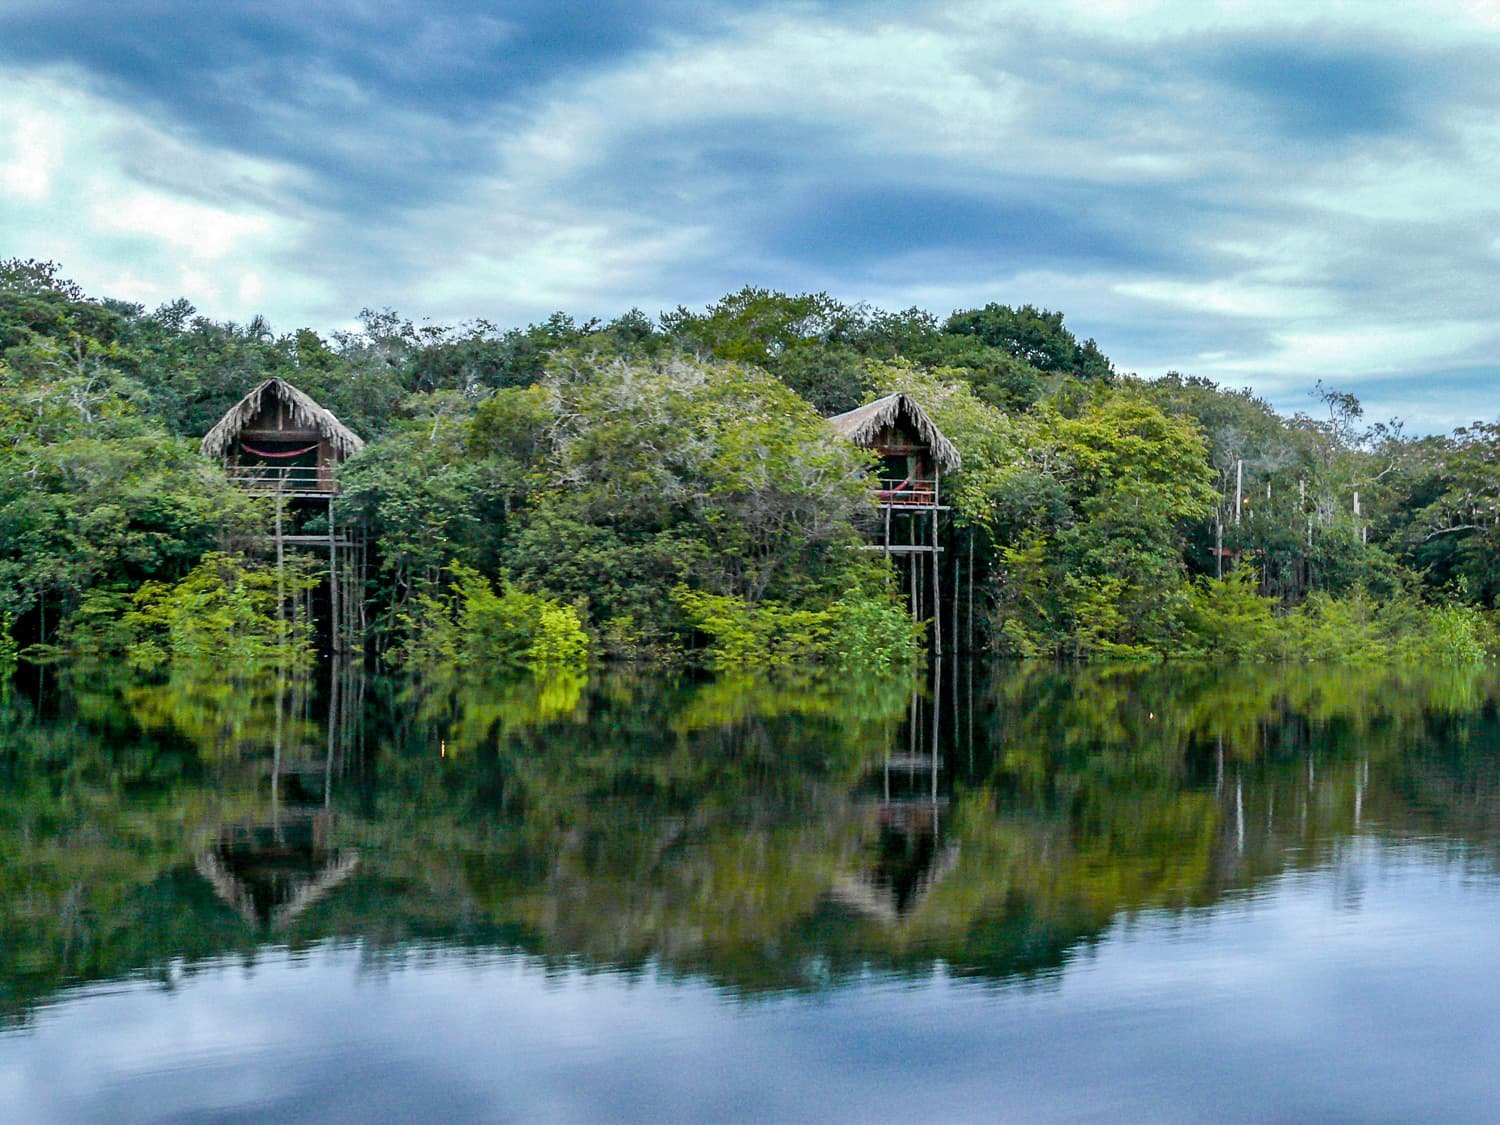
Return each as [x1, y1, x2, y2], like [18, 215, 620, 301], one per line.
[6, 662, 1500, 1022]
[0, 679, 269, 1028]
[0, 657, 366, 1028]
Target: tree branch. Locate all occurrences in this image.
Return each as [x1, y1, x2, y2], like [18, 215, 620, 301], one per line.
[1423, 524, 1479, 543]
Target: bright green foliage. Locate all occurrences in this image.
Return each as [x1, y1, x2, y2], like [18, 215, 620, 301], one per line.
[675, 588, 835, 670]
[1172, 577, 1495, 665]
[532, 603, 592, 669]
[496, 356, 876, 659]
[122, 553, 315, 674]
[674, 573, 919, 675]
[4, 259, 1498, 672]
[1175, 570, 1279, 660]
[0, 263, 256, 641]
[0, 615, 15, 679]
[1270, 591, 1495, 666]
[393, 562, 589, 677]
[337, 401, 507, 617]
[1402, 603, 1494, 665]
[989, 386, 1217, 657]
[824, 591, 923, 675]
[0, 428, 248, 616]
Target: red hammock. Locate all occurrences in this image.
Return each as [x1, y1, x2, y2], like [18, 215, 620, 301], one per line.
[241, 442, 320, 459]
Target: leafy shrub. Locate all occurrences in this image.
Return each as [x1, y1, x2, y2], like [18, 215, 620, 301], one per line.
[825, 594, 922, 674]
[675, 583, 919, 674]
[1170, 578, 1495, 666]
[674, 587, 832, 670]
[0, 614, 15, 679]
[1174, 570, 1277, 661]
[123, 553, 316, 674]
[1393, 602, 1494, 665]
[392, 562, 590, 677]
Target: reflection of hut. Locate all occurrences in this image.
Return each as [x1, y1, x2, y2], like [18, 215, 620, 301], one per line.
[830, 803, 960, 923]
[201, 377, 365, 495]
[195, 813, 358, 929]
[830, 680, 959, 923]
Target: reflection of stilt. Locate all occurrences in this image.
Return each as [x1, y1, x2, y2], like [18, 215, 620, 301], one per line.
[932, 659, 941, 806]
[833, 677, 958, 922]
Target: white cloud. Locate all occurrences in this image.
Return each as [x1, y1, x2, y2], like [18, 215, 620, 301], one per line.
[0, 69, 326, 324]
[91, 193, 273, 261]
[1115, 278, 1334, 321]
[2, 2, 1498, 430]
[1253, 322, 1496, 377]
[0, 109, 59, 199]
[960, 0, 1500, 42]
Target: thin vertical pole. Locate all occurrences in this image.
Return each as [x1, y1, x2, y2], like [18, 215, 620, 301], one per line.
[325, 650, 339, 805]
[909, 553, 918, 621]
[275, 483, 285, 639]
[1216, 510, 1224, 579]
[967, 533, 975, 655]
[328, 498, 340, 654]
[917, 548, 924, 625]
[966, 655, 973, 773]
[932, 500, 942, 658]
[952, 543, 960, 659]
[273, 667, 284, 834]
[931, 655, 941, 805]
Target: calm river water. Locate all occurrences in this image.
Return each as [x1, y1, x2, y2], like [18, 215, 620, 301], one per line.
[4, 660, 1500, 1122]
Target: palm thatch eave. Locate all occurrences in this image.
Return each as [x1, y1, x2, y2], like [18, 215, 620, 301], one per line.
[825, 392, 961, 472]
[200, 377, 366, 461]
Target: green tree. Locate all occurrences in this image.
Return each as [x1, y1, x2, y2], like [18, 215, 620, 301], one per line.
[945, 303, 1112, 381]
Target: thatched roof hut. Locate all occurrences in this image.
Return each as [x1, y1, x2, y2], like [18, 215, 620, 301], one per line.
[201, 377, 365, 461]
[827, 392, 961, 473]
[202, 378, 364, 494]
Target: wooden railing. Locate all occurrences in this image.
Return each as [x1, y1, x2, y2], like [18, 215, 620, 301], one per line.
[227, 465, 332, 493]
[874, 477, 937, 506]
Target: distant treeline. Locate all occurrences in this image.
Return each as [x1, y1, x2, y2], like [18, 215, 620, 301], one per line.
[2, 258, 1497, 669]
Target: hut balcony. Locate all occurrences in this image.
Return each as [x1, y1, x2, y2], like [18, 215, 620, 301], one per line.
[874, 476, 939, 508]
[226, 459, 337, 496]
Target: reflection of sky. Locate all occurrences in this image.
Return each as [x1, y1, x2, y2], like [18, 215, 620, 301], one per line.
[6, 840, 1499, 1122]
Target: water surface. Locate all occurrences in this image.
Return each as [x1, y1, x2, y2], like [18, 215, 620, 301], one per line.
[4, 662, 1500, 1121]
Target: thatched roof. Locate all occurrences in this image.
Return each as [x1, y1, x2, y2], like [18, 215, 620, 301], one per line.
[826, 392, 961, 472]
[200, 377, 366, 460]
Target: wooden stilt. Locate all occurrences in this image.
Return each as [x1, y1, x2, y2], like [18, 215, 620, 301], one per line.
[932, 506, 942, 657]
[951, 544, 960, 659]
[329, 499, 340, 654]
[967, 534, 975, 655]
[275, 483, 285, 638]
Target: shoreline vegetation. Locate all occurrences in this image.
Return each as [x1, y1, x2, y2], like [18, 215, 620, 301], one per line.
[2, 257, 1497, 684]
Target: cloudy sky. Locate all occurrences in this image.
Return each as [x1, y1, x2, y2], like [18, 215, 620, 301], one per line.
[1, 1, 1496, 430]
